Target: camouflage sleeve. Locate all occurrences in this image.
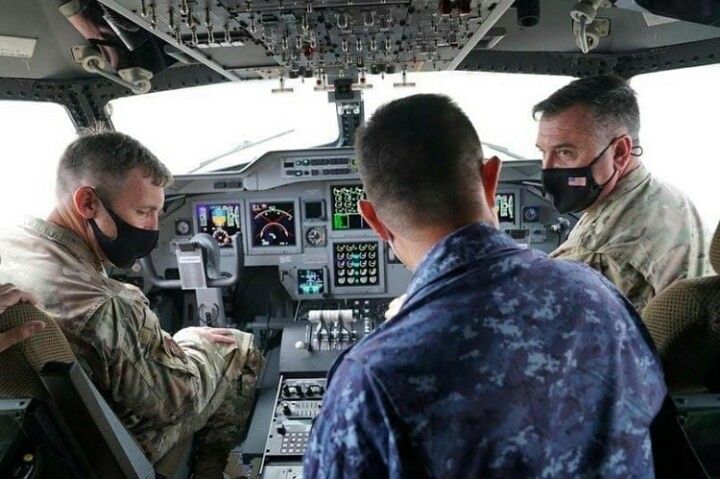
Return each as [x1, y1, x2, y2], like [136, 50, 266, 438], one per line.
[75, 296, 254, 439]
[585, 252, 655, 313]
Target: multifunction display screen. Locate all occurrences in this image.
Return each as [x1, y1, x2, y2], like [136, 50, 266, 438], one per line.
[249, 201, 297, 247]
[331, 185, 369, 231]
[495, 193, 516, 223]
[196, 203, 241, 247]
[298, 268, 326, 296]
[333, 241, 379, 287]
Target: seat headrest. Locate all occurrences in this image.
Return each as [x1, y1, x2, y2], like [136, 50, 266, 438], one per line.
[711, 222, 720, 274]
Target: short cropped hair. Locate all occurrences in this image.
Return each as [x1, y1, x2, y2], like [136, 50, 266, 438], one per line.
[56, 128, 172, 200]
[355, 94, 484, 228]
[532, 75, 640, 142]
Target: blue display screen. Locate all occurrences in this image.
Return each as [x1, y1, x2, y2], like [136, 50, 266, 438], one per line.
[298, 268, 325, 295]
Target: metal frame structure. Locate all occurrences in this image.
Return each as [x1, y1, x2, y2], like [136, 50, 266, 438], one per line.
[2, 2, 720, 128]
[0, 64, 227, 128]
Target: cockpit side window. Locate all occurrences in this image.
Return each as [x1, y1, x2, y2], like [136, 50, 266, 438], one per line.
[633, 64, 720, 227]
[0, 101, 77, 227]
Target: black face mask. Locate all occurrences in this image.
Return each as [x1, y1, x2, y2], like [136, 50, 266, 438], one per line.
[541, 138, 619, 214]
[88, 189, 159, 269]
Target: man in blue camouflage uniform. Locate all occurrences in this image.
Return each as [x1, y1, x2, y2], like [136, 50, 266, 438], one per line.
[304, 94, 667, 478]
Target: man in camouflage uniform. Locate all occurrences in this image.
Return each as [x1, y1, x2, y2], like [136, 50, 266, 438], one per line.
[0, 131, 263, 478]
[535, 75, 707, 313]
[304, 94, 666, 478]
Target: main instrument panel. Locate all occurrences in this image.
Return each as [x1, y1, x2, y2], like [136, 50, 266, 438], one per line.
[152, 147, 562, 303]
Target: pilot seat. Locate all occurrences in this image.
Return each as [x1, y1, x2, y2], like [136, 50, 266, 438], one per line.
[0, 303, 190, 479]
[644, 221, 720, 477]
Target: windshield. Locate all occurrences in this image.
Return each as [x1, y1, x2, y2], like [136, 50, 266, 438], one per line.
[1, 69, 719, 229]
[109, 72, 573, 174]
[109, 80, 339, 175]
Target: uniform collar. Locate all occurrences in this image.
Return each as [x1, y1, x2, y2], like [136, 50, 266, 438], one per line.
[585, 163, 650, 215]
[22, 217, 104, 271]
[404, 222, 520, 301]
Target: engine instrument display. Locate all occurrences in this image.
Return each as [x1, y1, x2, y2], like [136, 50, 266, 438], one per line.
[495, 193, 516, 223]
[298, 268, 326, 296]
[331, 185, 369, 231]
[249, 201, 297, 247]
[196, 203, 241, 247]
[333, 241, 379, 287]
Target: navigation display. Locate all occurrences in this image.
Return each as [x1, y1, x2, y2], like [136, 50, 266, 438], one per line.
[333, 241, 379, 287]
[196, 203, 241, 247]
[495, 193, 516, 223]
[298, 268, 326, 296]
[249, 201, 297, 247]
[331, 185, 369, 231]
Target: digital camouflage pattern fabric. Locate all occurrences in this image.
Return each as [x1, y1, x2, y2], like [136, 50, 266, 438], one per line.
[551, 164, 708, 313]
[304, 222, 667, 479]
[0, 217, 263, 463]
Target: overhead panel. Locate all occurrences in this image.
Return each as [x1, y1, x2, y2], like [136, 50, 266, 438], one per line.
[97, 0, 512, 80]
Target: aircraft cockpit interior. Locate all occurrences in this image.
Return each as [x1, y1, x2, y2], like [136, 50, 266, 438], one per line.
[1, 1, 720, 478]
[125, 94, 575, 477]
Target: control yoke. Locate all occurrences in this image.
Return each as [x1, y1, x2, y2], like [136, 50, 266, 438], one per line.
[141, 233, 243, 290]
[140, 233, 243, 327]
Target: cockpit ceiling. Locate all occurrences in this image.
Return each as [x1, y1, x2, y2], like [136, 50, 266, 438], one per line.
[1, 0, 720, 84]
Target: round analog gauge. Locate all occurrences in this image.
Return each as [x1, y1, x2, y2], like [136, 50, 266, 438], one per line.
[523, 206, 540, 223]
[213, 229, 232, 247]
[175, 219, 191, 236]
[305, 226, 327, 247]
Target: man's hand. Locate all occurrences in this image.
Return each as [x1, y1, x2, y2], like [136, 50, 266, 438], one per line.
[0, 283, 44, 353]
[0, 284, 37, 315]
[384, 294, 407, 321]
[0, 322, 46, 353]
[181, 327, 238, 346]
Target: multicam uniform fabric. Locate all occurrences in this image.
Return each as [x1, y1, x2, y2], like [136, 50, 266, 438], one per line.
[0, 218, 263, 463]
[304, 222, 667, 479]
[551, 164, 708, 313]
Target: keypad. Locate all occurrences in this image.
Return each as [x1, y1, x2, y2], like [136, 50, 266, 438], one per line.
[280, 431, 310, 454]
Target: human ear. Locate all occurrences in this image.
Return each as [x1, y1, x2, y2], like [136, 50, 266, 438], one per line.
[480, 156, 502, 209]
[73, 186, 99, 219]
[358, 199, 393, 242]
